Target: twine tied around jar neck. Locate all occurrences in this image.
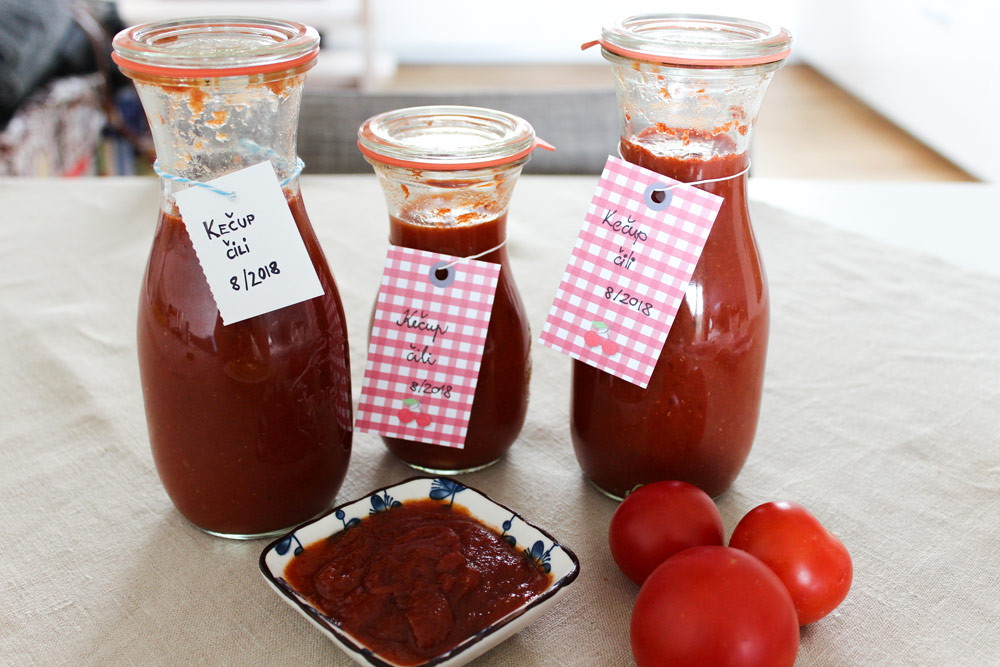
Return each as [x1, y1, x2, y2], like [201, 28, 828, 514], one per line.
[397, 238, 509, 289]
[152, 156, 306, 199]
[615, 145, 751, 193]
[615, 146, 750, 210]
[389, 238, 508, 273]
[652, 161, 750, 192]
[438, 238, 508, 271]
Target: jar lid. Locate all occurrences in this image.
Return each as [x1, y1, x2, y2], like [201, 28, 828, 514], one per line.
[112, 17, 320, 78]
[358, 105, 554, 171]
[586, 13, 791, 67]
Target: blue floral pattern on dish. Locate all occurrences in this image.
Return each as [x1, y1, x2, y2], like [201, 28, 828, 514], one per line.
[274, 478, 550, 568]
[370, 489, 402, 514]
[275, 534, 304, 557]
[335, 508, 361, 530]
[499, 514, 517, 547]
[429, 478, 467, 506]
[523, 540, 555, 574]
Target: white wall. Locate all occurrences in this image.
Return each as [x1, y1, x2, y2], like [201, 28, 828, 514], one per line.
[370, 0, 799, 64]
[798, 1, 997, 181]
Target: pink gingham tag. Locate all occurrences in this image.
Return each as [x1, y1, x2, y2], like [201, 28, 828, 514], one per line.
[354, 246, 501, 448]
[539, 156, 723, 388]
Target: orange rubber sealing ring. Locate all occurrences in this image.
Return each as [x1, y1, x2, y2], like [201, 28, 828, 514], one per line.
[359, 137, 556, 171]
[581, 39, 790, 67]
[111, 47, 319, 79]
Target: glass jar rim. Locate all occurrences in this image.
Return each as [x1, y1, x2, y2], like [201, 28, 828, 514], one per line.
[593, 13, 791, 67]
[112, 17, 320, 79]
[358, 105, 550, 171]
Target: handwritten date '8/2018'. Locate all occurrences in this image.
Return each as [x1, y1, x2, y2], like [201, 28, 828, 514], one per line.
[605, 286, 653, 316]
[230, 261, 280, 291]
[410, 379, 453, 399]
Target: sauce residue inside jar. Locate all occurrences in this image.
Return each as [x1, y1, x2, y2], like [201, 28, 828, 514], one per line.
[283, 499, 551, 665]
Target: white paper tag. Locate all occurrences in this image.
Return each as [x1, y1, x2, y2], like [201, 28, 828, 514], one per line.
[173, 161, 323, 325]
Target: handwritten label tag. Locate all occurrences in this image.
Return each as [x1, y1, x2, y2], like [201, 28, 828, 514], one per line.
[539, 156, 724, 388]
[354, 246, 501, 448]
[173, 160, 323, 325]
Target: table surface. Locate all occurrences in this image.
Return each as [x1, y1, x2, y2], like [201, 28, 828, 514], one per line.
[2, 175, 998, 666]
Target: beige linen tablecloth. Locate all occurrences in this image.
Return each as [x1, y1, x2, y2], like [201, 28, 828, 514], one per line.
[1, 175, 998, 665]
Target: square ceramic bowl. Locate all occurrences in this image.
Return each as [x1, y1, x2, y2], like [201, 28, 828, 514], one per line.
[259, 476, 580, 667]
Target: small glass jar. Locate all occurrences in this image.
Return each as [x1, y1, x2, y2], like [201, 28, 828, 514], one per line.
[572, 14, 791, 498]
[113, 18, 353, 538]
[359, 106, 548, 473]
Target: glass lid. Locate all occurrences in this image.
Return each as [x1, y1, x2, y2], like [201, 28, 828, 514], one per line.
[358, 105, 551, 171]
[112, 17, 320, 78]
[593, 13, 791, 67]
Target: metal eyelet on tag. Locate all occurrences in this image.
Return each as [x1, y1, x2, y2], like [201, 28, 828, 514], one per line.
[643, 182, 673, 211]
[429, 261, 457, 288]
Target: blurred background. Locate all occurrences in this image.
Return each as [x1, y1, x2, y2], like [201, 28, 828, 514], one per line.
[0, 0, 990, 182]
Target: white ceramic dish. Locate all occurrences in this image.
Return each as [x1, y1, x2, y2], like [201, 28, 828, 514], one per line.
[259, 476, 581, 667]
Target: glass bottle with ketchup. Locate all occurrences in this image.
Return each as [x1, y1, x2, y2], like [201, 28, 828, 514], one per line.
[358, 106, 550, 473]
[573, 15, 792, 499]
[112, 18, 352, 538]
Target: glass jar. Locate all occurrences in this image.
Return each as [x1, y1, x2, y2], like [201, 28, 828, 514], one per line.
[358, 106, 548, 473]
[572, 14, 791, 498]
[113, 18, 352, 538]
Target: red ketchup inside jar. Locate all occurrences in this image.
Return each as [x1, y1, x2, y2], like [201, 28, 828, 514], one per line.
[381, 210, 531, 473]
[138, 196, 353, 536]
[358, 105, 544, 474]
[571, 127, 769, 498]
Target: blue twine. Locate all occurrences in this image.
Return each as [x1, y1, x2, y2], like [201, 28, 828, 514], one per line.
[152, 158, 305, 198]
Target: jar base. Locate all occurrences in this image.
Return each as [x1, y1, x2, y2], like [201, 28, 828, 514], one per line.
[197, 526, 291, 541]
[585, 475, 627, 502]
[397, 456, 502, 476]
[584, 473, 735, 502]
[187, 505, 334, 541]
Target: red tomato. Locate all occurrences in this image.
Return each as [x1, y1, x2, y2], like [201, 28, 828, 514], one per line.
[631, 546, 799, 667]
[729, 501, 853, 625]
[608, 480, 723, 585]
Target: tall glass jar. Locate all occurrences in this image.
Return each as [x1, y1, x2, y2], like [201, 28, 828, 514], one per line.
[113, 18, 352, 539]
[358, 106, 548, 473]
[572, 15, 791, 498]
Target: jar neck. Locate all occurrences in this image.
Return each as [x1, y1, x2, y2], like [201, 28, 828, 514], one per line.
[370, 160, 525, 228]
[133, 71, 307, 206]
[608, 56, 778, 162]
